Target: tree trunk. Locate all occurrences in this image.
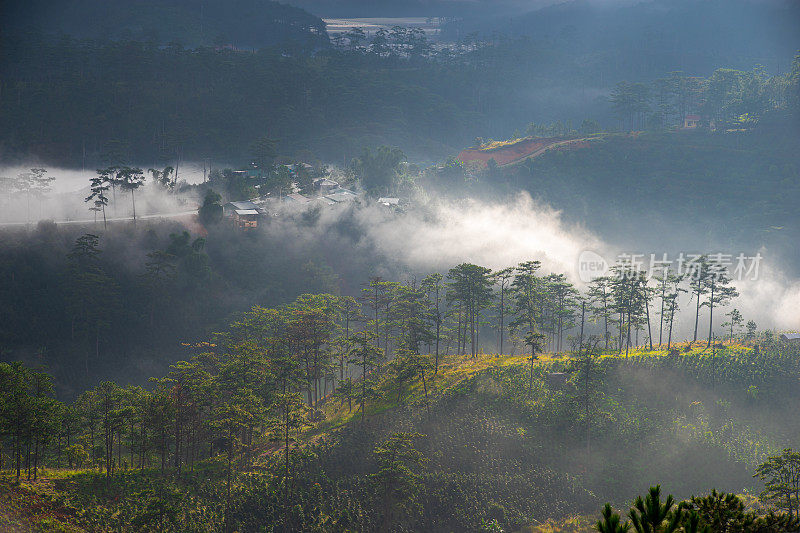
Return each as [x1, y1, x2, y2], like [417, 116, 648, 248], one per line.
[604, 296, 609, 350]
[361, 359, 367, 426]
[15, 428, 21, 482]
[434, 287, 440, 372]
[667, 303, 675, 350]
[707, 283, 715, 348]
[131, 190, 137, 225]
[693, 288, 702, 343]
[32, 437, 39, 481]
[421, 371, 430, 417]
[659, 278, 666, 345]
[644, 295, 653, 350]
[499, 286, 505, 356]
[578, 301, 585, 353]
[529, 352, 535, 396]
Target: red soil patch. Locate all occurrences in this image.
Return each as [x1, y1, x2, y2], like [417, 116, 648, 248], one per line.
[458, 136, 589, 168]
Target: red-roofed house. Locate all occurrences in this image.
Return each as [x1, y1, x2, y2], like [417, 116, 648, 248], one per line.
[684, 114, 701, 128]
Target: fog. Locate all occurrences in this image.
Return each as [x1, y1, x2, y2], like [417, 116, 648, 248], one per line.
[275, 190, 800, 337]
[0, 164, 211, 226]
[2, 161, 797, 338]
[0, 163, 211, 194]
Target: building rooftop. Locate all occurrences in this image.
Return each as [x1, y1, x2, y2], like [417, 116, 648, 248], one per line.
[226, 200, 260, 211]
[284, 193, 311, 203]
[316, 197, 337, 206]
[325, 189, 358, 203]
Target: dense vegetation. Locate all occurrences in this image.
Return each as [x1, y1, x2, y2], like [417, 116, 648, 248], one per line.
[2, 305, 799, 531]
[0, 208, 765, 389]
[2, 228, 798, 530]
[1, 1, 798, 530]
[1, 0, 327, 49]
[3, 19, 797, 168]
[0, 219, 360, 393]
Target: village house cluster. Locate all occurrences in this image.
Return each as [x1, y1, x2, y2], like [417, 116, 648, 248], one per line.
[221, 163, 403, 230]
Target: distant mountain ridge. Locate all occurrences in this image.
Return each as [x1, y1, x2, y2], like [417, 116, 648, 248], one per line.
[1, 0, 329, 49]
[286, 0, 559, 18]
[441, 0, 800, 76]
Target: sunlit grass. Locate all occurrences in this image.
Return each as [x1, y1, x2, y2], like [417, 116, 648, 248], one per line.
[0, 473, 90, 533]
[313, 351, 562, 434]
[520, 514, 595, 532]
[270, 339, 771, 457]
[478, 136, 530, 150]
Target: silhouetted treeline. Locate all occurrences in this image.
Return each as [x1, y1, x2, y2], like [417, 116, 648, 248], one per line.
[1, 0, 328, 49]
[0, 220, 359, 393]
[0, 213, 763, 399]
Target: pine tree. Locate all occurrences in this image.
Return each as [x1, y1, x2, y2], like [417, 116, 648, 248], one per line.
[347, 332, 382, 427]
[509, 260, 543, 359]
[596, 503, 630, 533]
[755, 449, 800, 520]
[628, 485, 683, 533]
[369, 432, 427, 532]
[447, 263, 493, 357]
[703, 262, 739, 348]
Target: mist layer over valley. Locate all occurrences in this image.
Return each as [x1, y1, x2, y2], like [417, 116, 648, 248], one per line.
[1, 0, 799, 531]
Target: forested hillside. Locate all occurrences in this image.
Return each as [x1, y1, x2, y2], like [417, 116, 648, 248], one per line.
[2, 1, 799, 531]
[495, 131, 800, 261]
[442, 0, 800, 78]
[0, 35, 473, 166]
[2, 299, 799, 531]
[2, 8, 797, 168]
[1, 0, 327, 49]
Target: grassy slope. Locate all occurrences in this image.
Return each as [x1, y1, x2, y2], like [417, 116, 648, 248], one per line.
[317, 341, 759, 433]
[0, 471, 92, 532]
[307, 340, 796, 526]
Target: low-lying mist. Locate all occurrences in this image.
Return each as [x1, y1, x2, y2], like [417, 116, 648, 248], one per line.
[2, 163, 797, 340]
[0, 164, 211, 226]
[281, 192, 800, 336]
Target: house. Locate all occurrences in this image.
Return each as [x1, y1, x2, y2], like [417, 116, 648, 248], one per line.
[223, 200, 261, 214]
[283, 192, 311, 204]
[316, 196, 337, 206]
[232, 169, 260, 179]
[223, 200, 263, 230]
[683, 114, 701, 128]
[313, 177, 340, 194]
[283, 163, 315, 177]
[377, 197, 400, 207]
[780, 333, 800, 344]
[324, 189, 358, 203]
